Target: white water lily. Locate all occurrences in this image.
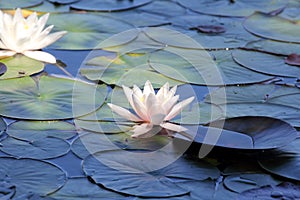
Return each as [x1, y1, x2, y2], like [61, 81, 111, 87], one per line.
[0, 8, 67, 63]
[108, 80, 194, 138]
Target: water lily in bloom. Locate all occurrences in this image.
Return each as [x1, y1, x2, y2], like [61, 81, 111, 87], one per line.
[108, 81, 194, 138]
[0, 8, 67, 63]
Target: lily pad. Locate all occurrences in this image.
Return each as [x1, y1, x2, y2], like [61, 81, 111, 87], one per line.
[0, 76, 107, 120]
[0, 117, 6, 137]
[0, 136, 70, 159]
[81, 52, 183, 87]
[0, 55, 44, 80]
[48, 0, 79, 4]
[0, 182, 15, 199]
[245, 39, 300, 56]
[285, 53, 300, 66]
[47, 13, 134, 50]
[149, 48, 273, 85]
[50, 177, 126, 199]
[237, 182, 300, 200]
[182, 117, 297, 150]
[0, 63, 7, 76]
[7, 121, 77, 140]
[70, 0, 152, 11]
[205, 84, 300, 127]
[83, 150, 220, 197]
[71, 131, 171, 159]
[0, 157, 66, 197]
[243, 12, 300, 43]
[232, 49, 300, 78]
[259, 138, 300, 181]
[177, 0, 286, 17]
[29, 0, 70, 12]
[0, 0, 42, 9]
[169, 15, 258, 49]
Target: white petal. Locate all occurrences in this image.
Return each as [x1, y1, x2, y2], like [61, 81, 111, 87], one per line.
[0, 50, 16, 58]
[23, 50, 56, 63]
[131, 123, 162, 138]
[122, 85, 135, 110]
[156, 82, 169, 102]
[107, 103, 142, 122]
[162, 95, 179, 114]
[34, 31, 67, 49]
[164, 96, 194, 121]
[160, 122, 187, 132]
[132, 85, 143, 99]
[143, 80, 155, 95]
[132, 93, 149, 121]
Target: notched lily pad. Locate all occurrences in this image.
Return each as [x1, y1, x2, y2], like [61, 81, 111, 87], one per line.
[285, 53, 300, 66]
[183, 117, 298, 150]
[0, 157, 66, 197]
[83, 150, 220, 197]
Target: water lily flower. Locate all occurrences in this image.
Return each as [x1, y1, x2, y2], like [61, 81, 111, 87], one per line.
[108, 81, 194, 138]
[0, 8, 67, 63]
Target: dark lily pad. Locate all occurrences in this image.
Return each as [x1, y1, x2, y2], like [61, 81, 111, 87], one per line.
[190, 25, 226, 34]
[183, 117, 297, 150]
[83, 150, 220, 197]
[29, 0, 70, 12]
[259, 138, 300, 181]
[0, 117, 6, 137]
[0, 0, 42, 9]
[149, 48, 273, 85]
[237, 182, 300, 200]
[177, 0, 286, 17]
[205, 84, 300, 127]
[0, 182, 15, 199]
[0, 136, 70, 159]
[285, 53, 300, 66]
[232, 49, 300, 78]
[244, 12, 300, 43]
[0, 63, 7, 76]
[48, 0, 79, 4]
[0, 76, 107, 120]
[70, 0, 152, 11]
[0, 55, 44, 80]
[49, 177, 127, 199]
[7, 121, 77, 140]
[47, 13, 134, 50]
[0, 157, 66, 197]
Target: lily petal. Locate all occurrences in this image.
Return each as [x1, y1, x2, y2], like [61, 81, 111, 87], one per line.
[131, 123, 162, 138]
[23, 50, 56, 63]
[0, 50, 16, 58]
[132, 93, 149, 121]
[164, 96, 194, 121]
[143, 80, 155, 95]
[160, 122, 187, 132]
[107, 103, 142, 122]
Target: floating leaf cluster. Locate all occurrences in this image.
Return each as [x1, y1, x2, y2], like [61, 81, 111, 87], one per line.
[0, 0, 299, 199]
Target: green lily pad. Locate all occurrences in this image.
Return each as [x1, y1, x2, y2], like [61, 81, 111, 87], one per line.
[0, 55, 44, 80]
[7, 121, 77, 140]
[0, 76, 107, 120]
[0, 157, 66, 197]
[49, 177, 126, 199]
[205, 84, 300, 127]
[81, 52, 183, 87]
[83, 150, 220, 197]
[259, 138, 300, 181]
[243, 12, 300, 43]
[71, 131, 171, 159]
[29, 0, 70, 12]
[149, 48, 273, 85]
[245, 40, 300, 56]
[0, 0, 42, 9]
[232, 49, 300, 78]
[70, 0, 152, 11]
[0, 136, 70, 159]
[177, 0, 286, 17]
[47, 13, 134, 50]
